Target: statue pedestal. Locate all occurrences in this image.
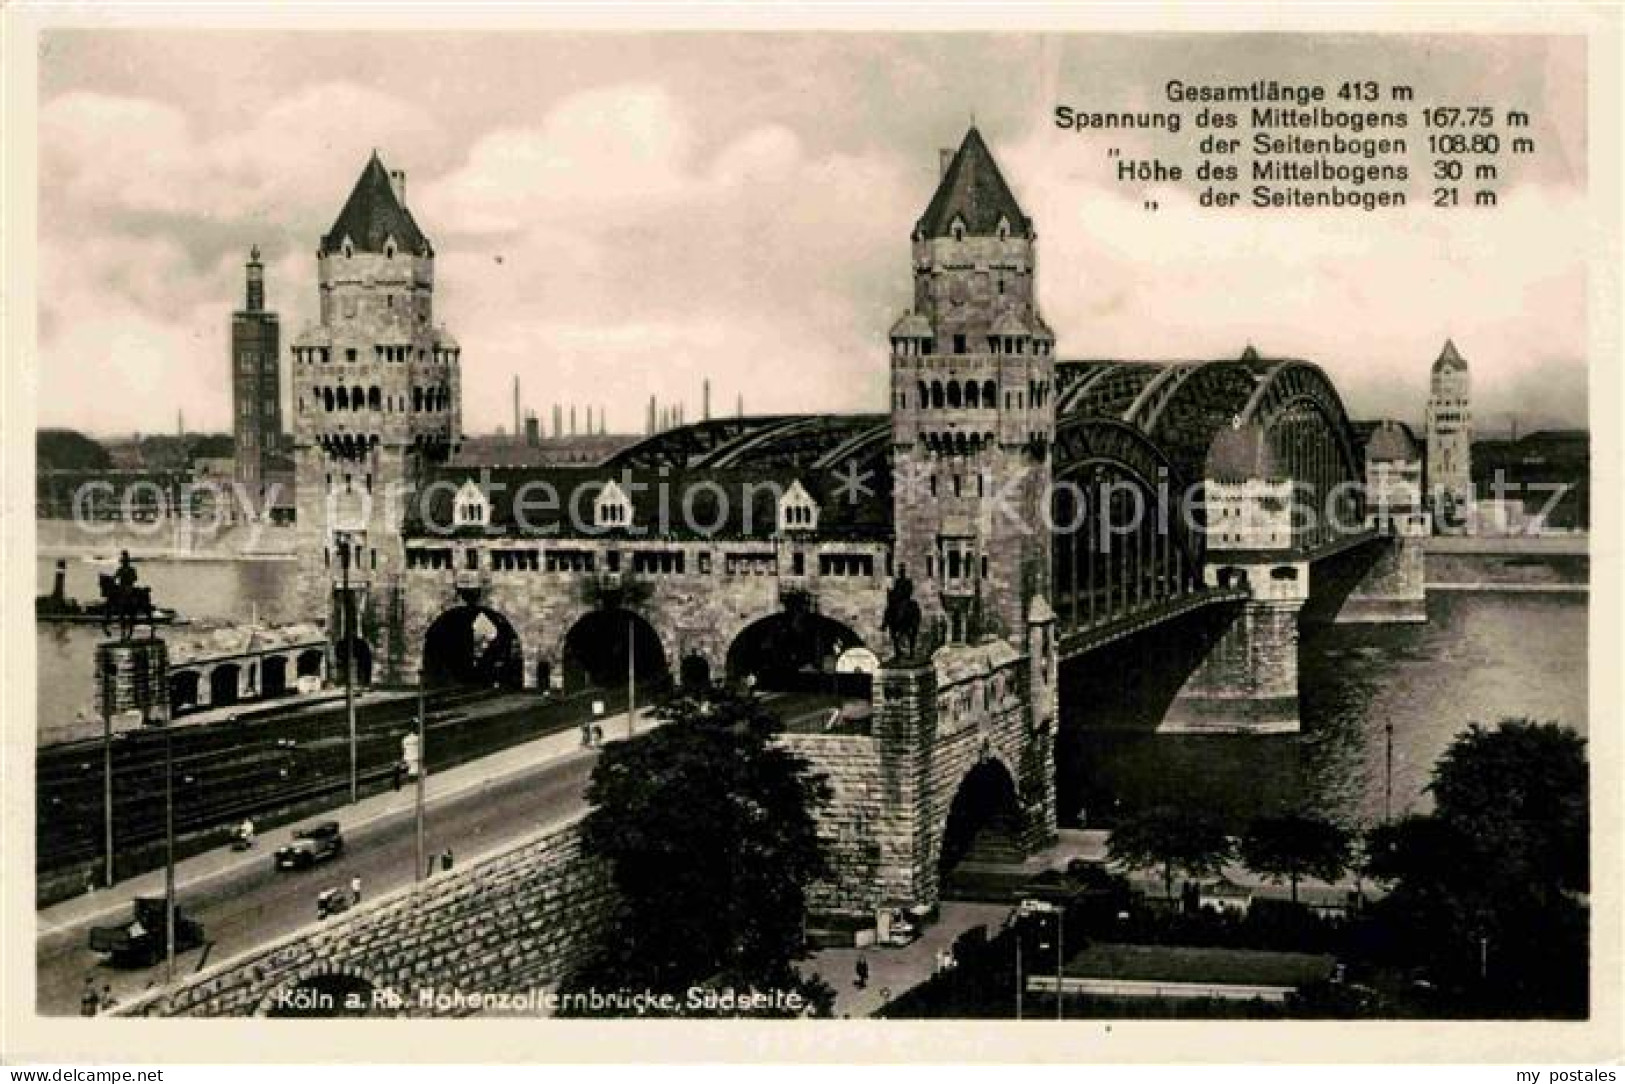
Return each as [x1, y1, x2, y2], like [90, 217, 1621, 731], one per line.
[96, 638, 170, 722]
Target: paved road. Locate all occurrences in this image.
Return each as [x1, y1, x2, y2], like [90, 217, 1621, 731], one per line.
[38, 743, 597, 1016]
[39, 685, 855, 1016]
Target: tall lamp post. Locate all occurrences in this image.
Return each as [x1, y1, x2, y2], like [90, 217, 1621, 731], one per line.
[626, 616, 636, 739]
[336, 531, 358, 805]
[414, 674, 428, 881]
[102, 702, 115, 888]
[162, 709, 176, 987]
[1384, 718, 1395, 824]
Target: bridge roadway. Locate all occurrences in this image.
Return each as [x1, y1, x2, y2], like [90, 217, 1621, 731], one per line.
[36, 688, 844, 1016]
[1057, 586, 1251, 660]
[1054, 530, 1383, 660]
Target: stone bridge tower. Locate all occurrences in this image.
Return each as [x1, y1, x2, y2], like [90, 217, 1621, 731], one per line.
[292, 154, 462, 681]
[1425, 338, 1472, 532]
[861, 129, 1058, 913]
[889, 127, 1057, 648]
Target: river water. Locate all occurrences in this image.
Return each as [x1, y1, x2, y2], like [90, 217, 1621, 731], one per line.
[1060, 590, 1588, 830]
[35, 557, 1587, 827]
[34, 557, 299, 746]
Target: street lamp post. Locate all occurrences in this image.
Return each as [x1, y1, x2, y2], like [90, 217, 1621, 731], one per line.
[161, 710, 176, 988]
[336, 532, 358, 805]
[626, 616, 636, 739]
[1384, 718, 1395, 824]
[415, 679, 428, 882]
[102, 703, 114, 888]
[1014, 925, 1023, 1021]
[1056, 908, 1065, 1022]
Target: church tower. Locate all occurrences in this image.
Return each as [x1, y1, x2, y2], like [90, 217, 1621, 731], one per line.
[231, 245, 281, 515]
[889, 128, 1056, 647]
[291, 153, 462, 682]
[1425, 338, 1472, 532]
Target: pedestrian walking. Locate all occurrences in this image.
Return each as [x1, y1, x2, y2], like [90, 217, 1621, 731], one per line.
[441, 847, 454, 872]
[591, 723, 604, 747]
[581, 722, 593, 748]
[99, 985, 117, 1013]
[350, 876, 362, 905]
[854, 955, 869, 989]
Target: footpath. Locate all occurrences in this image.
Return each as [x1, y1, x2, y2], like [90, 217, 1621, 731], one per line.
[37, 704, 653, 944]
[807, 828, 1367, 1017]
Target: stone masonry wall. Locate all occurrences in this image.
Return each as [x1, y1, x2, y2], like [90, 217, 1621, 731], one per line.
[821, 643, 1056, 919]
[778, 733, 908, 920]
[1164, 600, 1303, 734]
[398, 540, 890, 689]
[126, 817, 612, 1018]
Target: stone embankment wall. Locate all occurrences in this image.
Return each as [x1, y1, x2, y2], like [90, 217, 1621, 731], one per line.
[124, 817, 612, 1017]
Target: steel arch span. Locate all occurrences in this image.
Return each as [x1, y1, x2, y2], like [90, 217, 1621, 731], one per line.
[1050, 417, 1206, 634]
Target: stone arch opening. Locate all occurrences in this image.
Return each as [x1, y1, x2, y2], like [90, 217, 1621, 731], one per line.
[561, 610, 668, 693]
[939, 758, 1025, 884]
[169, 670, 200, 713]
[265, 971, 378, 1018]
[262, 655, 290, 697]
[679, 653, 712, 691]
[334, 637, 373, 686]
[209, 663, 241, 708]
[422, 604, 524, 690]
[725, 610, 868, 696]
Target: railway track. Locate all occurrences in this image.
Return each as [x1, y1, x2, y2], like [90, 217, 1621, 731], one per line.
[35, 684, 639, 876]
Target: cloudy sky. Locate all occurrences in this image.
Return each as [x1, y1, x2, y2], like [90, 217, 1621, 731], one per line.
[37, 30, 1588, 437]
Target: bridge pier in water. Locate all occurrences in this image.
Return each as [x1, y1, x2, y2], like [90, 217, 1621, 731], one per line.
[1329, 533, 1428, 625]
[1163, 561, 1308, 735]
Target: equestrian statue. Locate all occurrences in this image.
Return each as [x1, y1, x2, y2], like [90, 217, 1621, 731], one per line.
[99, 551, 157, 640]
[881, 567, 923, 661]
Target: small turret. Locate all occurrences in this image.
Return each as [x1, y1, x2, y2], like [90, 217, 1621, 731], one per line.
[245, 245, 265, 313]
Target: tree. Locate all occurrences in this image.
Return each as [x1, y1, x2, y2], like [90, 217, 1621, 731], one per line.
[1107, 805, 1234, 902]
[1240, 813, 1352, 904]
[1430, 719, 1588, 894]
[36, 428, 111, 471]
[562, 686, 834, 1016]
[1361, 719, 1589, 1017]
[188, 433, 236, 460]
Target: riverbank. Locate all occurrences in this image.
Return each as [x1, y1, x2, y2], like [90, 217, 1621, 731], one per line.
[36, 517, 296, 561]
[1425, 533, 1588, 556]
[1425, 546, 1588, 591]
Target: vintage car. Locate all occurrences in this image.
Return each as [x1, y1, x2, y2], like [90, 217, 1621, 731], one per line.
[88, 896, 205, 968]
[274, 821, 345, 869]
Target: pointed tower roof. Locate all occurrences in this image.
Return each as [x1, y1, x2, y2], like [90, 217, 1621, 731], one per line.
[1433, 338, 1468, 372]
[915, 127, 1031, 240]
[1206, 420, 1279, 483]
[321, 152, 431, 257]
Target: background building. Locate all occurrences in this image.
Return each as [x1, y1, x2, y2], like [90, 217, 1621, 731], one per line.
[232, 246, 283, 517]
